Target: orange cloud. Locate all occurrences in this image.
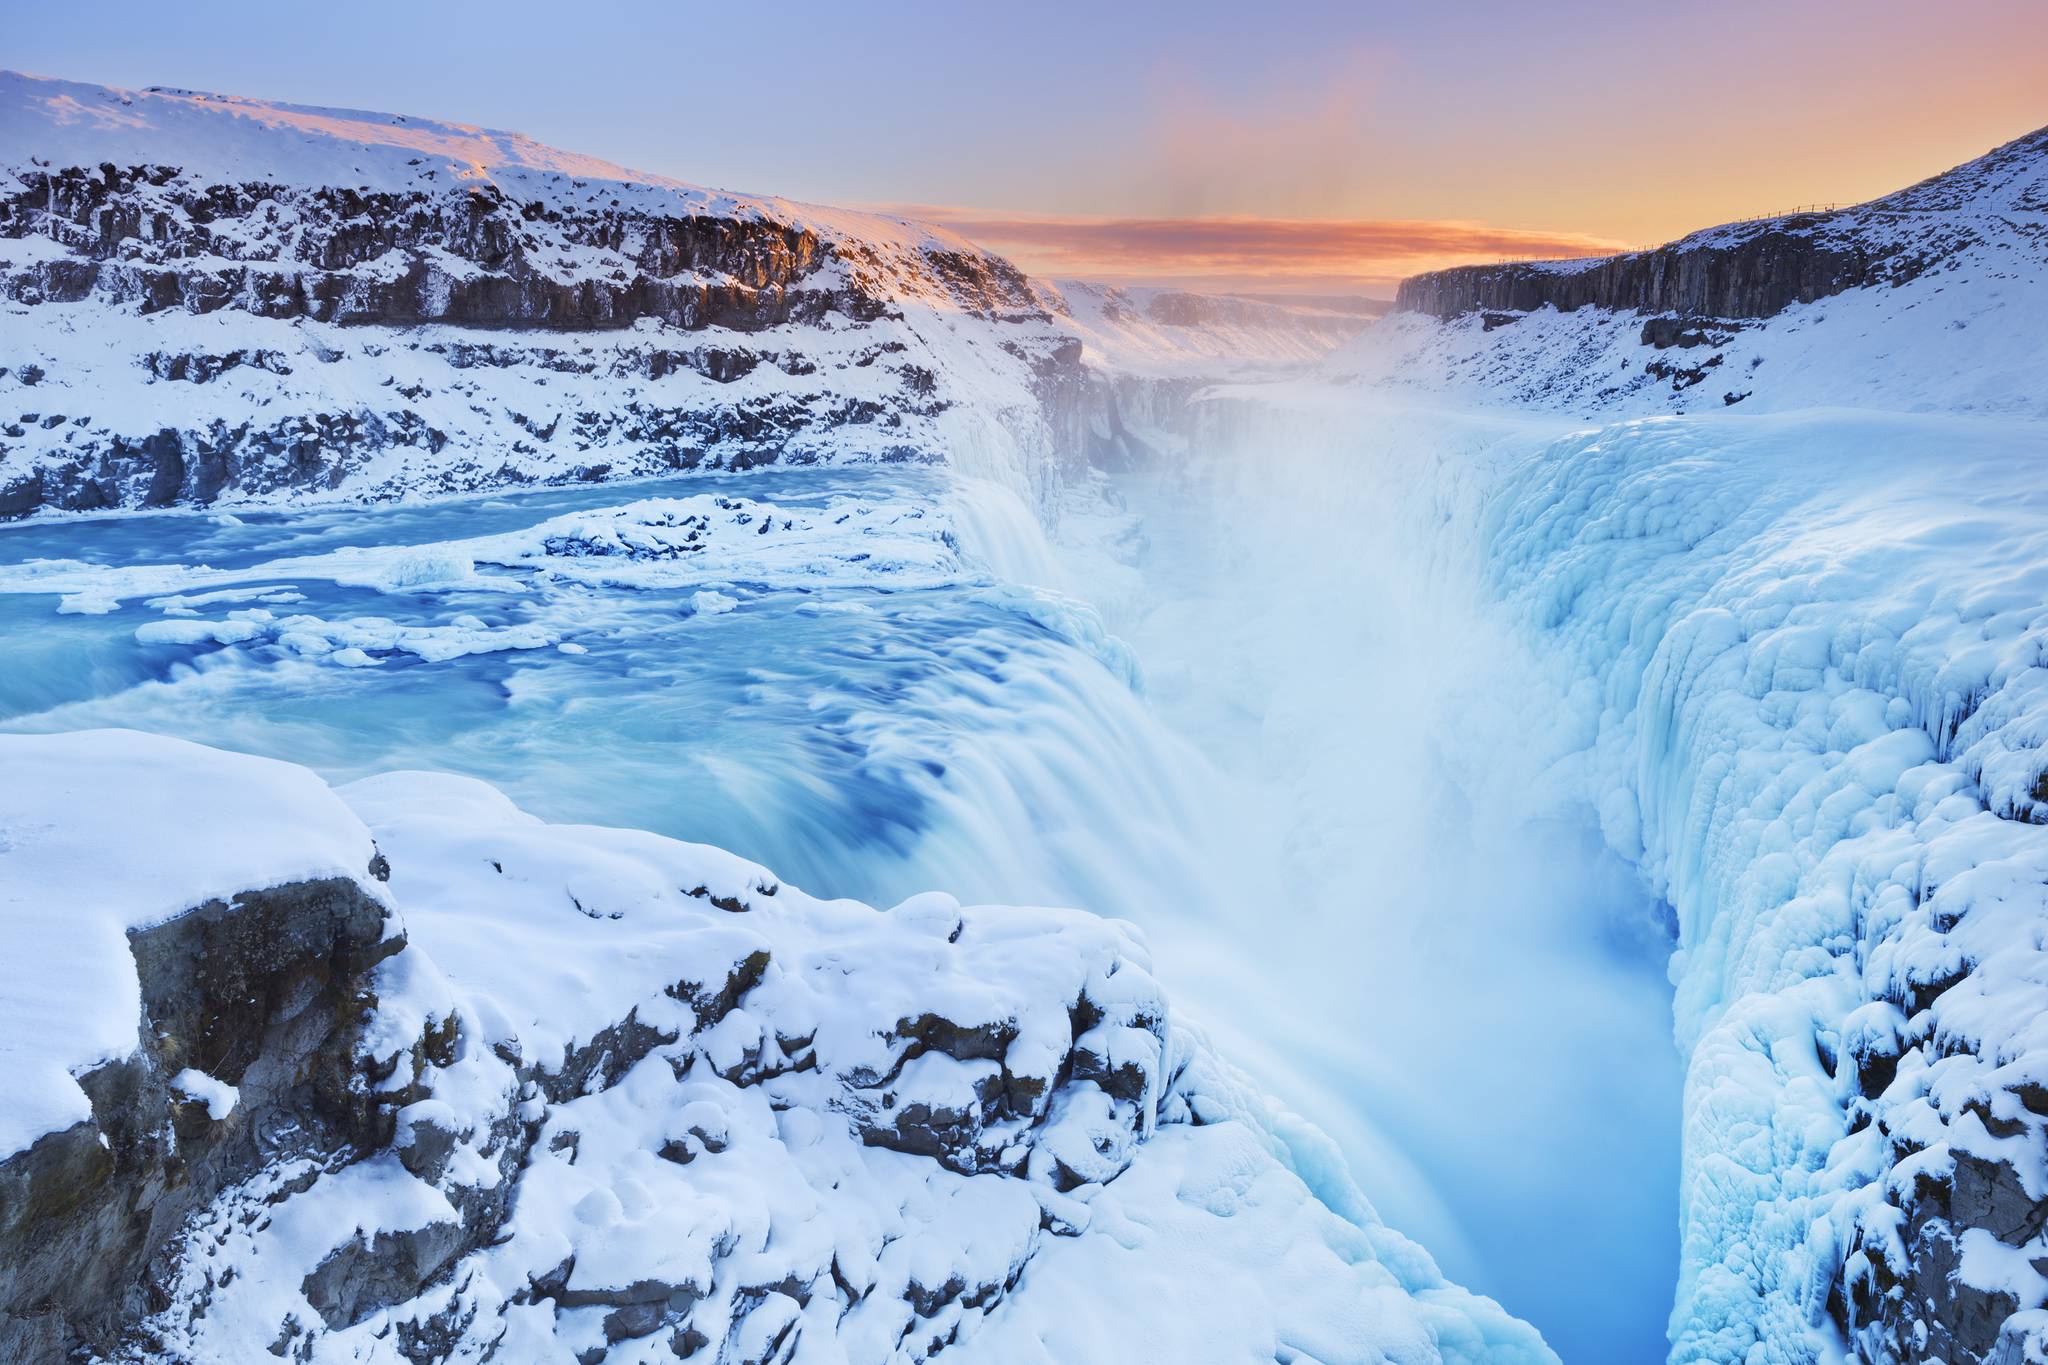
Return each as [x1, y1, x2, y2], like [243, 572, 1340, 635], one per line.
[881, 205, 1628, 293]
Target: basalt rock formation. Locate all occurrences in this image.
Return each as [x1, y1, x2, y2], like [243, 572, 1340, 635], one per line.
[1395, 124, 2048, 322]
[0, 876, 397, 1361]
[0, 74, 1090, 521]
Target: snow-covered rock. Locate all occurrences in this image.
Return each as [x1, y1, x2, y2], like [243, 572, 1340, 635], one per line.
[1396, 120, 2048, 323]
[0, 730, 399, 1362]
[0, 730, 1550, 1363]
[1331, 123, 2048, 420]
[0, 67, 1073, 517]
[0, 73, 1362, 522]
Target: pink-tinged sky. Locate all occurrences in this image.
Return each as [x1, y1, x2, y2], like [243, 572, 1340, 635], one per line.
[12, 0, 2048, 295]
[878, 207, 1633, 294]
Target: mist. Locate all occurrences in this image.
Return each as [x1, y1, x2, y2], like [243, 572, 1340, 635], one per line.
[1045, 400, 1686, 1361]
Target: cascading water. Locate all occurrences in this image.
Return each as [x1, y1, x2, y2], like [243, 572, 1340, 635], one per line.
[1057, 395, 1687, 1362]
[0, 423, 1683, 1361]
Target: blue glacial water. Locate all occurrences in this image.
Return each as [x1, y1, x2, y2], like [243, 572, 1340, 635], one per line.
[0, 468, 1217, 921]
[0, 462, 1680, 1363]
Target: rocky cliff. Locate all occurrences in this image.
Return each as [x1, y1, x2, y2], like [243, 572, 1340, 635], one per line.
[0, 74, 1097, 521]
[1333, 125, 2048, 419]
[1394, 123, 2048, 322]
[0, 75, 1366, 523]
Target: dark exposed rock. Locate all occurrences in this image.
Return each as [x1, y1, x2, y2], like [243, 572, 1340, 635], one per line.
[1844, 1131, 2048, 1363]
[394, 1108, 462, 1185]
[143, 348, 294, 383]
[4, 171, 818, 331]
[1395, 123, 2048, 322]
[1640, 316, 1742, 350]
[0, 877, 398, 1356]
[1397, 223, 1877, 321]
[0, 166, 1046, 334]
[527, 1004, 682, 1105]
[550, 1271, 710, 1347]
[301, 1220, 467, 1330]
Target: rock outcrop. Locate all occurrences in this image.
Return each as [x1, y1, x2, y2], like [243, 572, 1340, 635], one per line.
[0, 733, 1553, 1364]
[0, 74, 1094, 521]
[1395, 123, 2048, 322]
[0, 876, 396, 1360]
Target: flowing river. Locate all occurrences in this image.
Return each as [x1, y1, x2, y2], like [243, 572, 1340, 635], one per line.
[0, 451, 1681, 1361]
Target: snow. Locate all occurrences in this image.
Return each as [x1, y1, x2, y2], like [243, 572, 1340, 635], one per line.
[0, 295, 1076, 520]
[171, 1067, 239, 1120]
[0, 732, 1550, 1363]
[0, 71, 990, 264]
[1185, 384, 2048, 1360]
[1331, 270, 2048, 421]
[0, 729, 381, 1159]
[1329, 125, 2048, 424]
[953, 1120, 1545, 1365]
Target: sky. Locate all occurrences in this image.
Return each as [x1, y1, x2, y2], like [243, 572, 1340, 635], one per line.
[11, 0, 2048, 295]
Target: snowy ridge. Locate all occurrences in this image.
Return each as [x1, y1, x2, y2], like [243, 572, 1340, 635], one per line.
[1341, 124, 2048, 420]
[0, 72, 1002, 290]
[0, 730, 1552, 1364]
[1654, 121, 2048, 259]
[1394, 121, 2048, 320]
[0, 71, 1088, 520]
[0, 71, 1369, 522]
[1329, 266, 2048, 421]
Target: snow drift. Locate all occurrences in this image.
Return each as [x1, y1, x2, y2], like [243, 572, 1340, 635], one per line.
[0, 729, 1548, 1364]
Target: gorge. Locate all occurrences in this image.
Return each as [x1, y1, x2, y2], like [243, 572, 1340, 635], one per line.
[3, 70, 2048, 1365]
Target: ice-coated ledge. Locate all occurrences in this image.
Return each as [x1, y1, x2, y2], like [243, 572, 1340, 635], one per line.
[1474, 409, 2048, 1365]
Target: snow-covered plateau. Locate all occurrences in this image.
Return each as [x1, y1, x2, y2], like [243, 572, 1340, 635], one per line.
[4, 67, 2048, 1365]
[0, 73, 1361, 521]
